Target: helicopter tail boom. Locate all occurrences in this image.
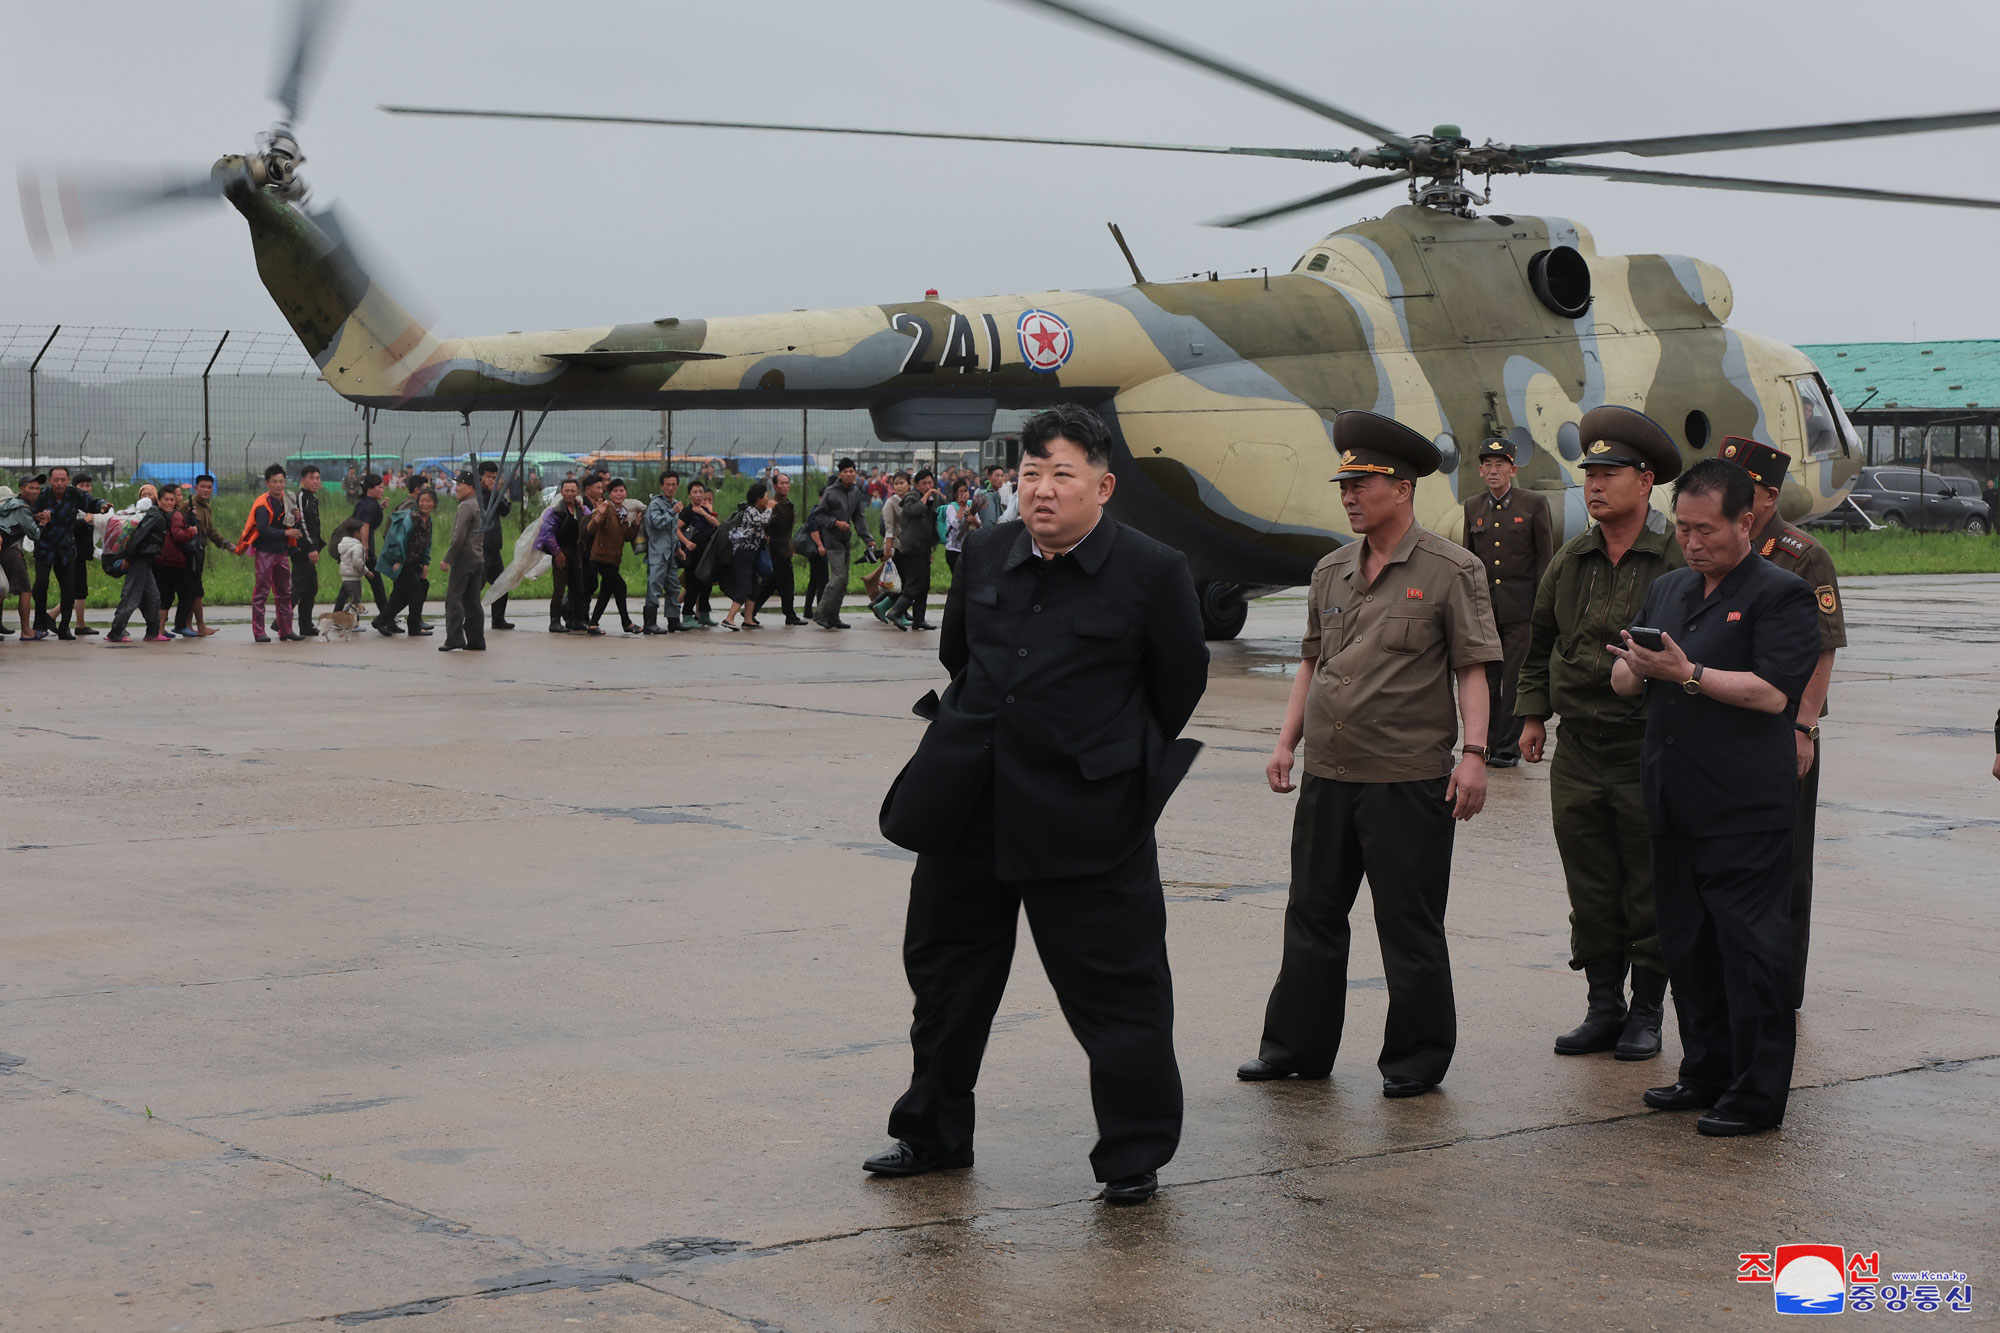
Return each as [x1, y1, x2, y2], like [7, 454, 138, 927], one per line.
[226, 169, 443, 403]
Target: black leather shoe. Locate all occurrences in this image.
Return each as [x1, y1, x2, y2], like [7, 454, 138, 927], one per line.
[409, 627, 434, 637]
[1697, 1111, 1776, 1137]
[1381, 1076, 1437, 1099]
[373, 621, 397, 636]
[1236, 1058, 1325, 1081]
[1485, 753, 1520, 768]
[1643, 1081, 1720, 1112]
[278, 632, 304, 642]
[784, 615, 808, 626]
[492, 620, 516, 630]
[861, 1140, 972, 1177]
[1099, 1172, 1158, 1205]
[439, 643, 461, 652]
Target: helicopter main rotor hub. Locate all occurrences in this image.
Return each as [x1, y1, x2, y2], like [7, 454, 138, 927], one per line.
[247, 127, 310, 203]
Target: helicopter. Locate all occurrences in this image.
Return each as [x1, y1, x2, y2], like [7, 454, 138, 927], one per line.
[24, 0, 2000, 638]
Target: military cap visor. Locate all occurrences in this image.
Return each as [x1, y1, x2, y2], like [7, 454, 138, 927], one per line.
[1477, 437, 1517, 461]
[1576, 404, 1683, 482]
[1718, 436, 1791, 488]
[1330, 410, 1441, 482]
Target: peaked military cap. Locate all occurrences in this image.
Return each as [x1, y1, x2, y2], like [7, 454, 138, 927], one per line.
[1576, 405, 1682, 482]
[1718, 436, 1790, 488]
[1330, 410, 1441, 482]
[454, 470, 477, 487]
[1477, 436, 1516, 462]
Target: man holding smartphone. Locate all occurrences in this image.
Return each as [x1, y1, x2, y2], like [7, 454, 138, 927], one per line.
[1610, 459, 1819, 1137]
[1515, 406, 1684, 1062]
[1719, 437, 1845, 1010]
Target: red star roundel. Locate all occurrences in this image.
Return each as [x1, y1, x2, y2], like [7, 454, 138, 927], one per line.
[1017, 309, 1074, 372]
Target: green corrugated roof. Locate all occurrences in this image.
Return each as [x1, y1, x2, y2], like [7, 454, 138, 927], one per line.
[1795, 340, 2000, 411]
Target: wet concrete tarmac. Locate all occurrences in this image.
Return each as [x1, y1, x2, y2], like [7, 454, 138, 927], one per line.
[2, 575, 1995, 1330]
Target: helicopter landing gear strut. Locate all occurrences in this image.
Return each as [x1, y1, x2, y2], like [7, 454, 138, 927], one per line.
[1198, 581, 1249, 641]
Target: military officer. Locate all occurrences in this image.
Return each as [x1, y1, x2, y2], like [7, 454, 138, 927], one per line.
[1719, 437, 1845, 1010]
[1611, 459, 1820, 1136]
[1241, 411, 1502, 1098]
[1516, 407, 1685, 1061]
[1462, 437, 1554, 767]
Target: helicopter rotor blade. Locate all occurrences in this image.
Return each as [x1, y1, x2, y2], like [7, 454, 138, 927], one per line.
[1206, 173, 1402, 229]
[1005, 0, 1409, 147]
[1531, 160, 2000, 210]
[1517, 109, 2000, 162]
[271, 0, 343, 126]
[378, 105, 1350, 162]
[17, 165, 228, 262]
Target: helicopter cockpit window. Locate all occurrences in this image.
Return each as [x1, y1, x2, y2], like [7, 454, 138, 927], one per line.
[1305, 254, 1330, 272]
[1793, 375, 1843, 460]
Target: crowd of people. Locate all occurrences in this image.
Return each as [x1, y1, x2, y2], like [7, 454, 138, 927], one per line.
[0, 456, 1021, 650]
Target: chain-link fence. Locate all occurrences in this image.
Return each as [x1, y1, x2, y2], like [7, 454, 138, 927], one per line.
[2, 324, 1004, 492]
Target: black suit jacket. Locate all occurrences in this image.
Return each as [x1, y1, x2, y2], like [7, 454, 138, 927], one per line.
[880, 516, 1208, 880]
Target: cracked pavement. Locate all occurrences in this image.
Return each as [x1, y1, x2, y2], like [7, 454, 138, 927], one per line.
[2, 576, 1996, 1330]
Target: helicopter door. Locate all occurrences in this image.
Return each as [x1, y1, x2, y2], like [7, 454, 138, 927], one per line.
[1787, 373, 1847, 459]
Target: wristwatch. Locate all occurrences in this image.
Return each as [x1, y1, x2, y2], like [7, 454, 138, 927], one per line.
[1795, 722, 1821, 741]
[1460, 744, 1489, 759]
[1680, 664, 1705, 695]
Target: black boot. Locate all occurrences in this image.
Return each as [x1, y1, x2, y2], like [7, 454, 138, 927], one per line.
[643, 606, 662, 634]
[1614, 966, 1668, 1061]
[1554, 960, 1628, 1055]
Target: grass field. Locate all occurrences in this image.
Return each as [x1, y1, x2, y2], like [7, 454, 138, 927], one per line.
[45, 479, 952, 612]
[1818, 528, 2000, 576]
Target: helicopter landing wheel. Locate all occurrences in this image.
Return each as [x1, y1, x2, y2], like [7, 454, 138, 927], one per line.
[1198, 581, 1249, 641]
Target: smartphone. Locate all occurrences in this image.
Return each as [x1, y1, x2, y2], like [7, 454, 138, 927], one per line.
[1626, 625, 1667, 652]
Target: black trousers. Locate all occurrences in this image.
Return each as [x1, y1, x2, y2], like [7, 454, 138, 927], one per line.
[33, 556, 84, 632]
[1652, 826, 1796, 1126]
[291, 551, 320, 628]
[1258, 774, 1458, 1083]
[158, 564, 193, 633]
[801, 553, 828, 617]
[1791, 741, 1820, 1009]
[889, 796, 1182, 1181]
[887, 549, 932, 625]
[1487, 618, 1531, 759]
[757, 550, 796, 617]
[363, 565, 389, 618]
[562, 552, 593, 627]
[589, 559, 630, 625]
[382, 565, 428, 631]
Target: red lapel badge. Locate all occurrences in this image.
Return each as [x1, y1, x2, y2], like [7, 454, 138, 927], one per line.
[1406, 588, 1424, 599]
[1727, 611, 1742, 622]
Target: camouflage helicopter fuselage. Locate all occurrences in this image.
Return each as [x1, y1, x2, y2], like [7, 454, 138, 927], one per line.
[229, 171, 1858, 609]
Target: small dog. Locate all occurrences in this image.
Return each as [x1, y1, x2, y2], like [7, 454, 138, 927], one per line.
[317, 608, 360, 642]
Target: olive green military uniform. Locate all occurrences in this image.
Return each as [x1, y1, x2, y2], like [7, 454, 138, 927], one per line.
[1516, 520, 1685, 975]
[1462, 483, 1553, 762]
[1753, 511, 1845, 1008]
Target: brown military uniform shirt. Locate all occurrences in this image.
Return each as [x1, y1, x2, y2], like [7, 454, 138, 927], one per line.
[1755, 513, 1845, 718]
[1301, 523, 1503, 783]
[1460, 484, 1554, 625]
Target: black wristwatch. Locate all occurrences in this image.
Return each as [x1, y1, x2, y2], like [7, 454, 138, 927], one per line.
[1795, 722, 1820, 741]
[1680, 664, 1704, 695]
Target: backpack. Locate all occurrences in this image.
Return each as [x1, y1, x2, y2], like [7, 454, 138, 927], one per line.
[380, 508, 415, 581]
[935, 503, 953, 544]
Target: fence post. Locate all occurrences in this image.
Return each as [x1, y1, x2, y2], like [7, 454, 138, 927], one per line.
[200, 331, 229, 475]
[27, 325, 60, 469]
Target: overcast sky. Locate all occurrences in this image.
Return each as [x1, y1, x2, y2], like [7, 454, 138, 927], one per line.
[9, 0, 2000, 359]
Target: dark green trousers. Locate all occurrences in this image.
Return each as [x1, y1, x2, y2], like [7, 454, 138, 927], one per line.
[1549, 725, 1663, 974]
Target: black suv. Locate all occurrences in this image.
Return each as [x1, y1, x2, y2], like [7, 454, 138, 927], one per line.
[1813, 466, 1991, 534]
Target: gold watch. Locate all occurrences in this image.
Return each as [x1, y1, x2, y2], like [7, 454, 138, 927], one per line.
[1680, 664, 1704, 695]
